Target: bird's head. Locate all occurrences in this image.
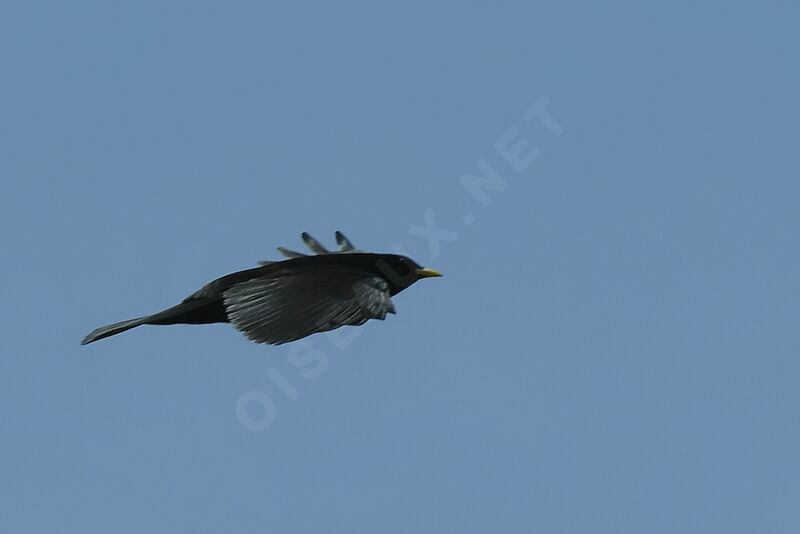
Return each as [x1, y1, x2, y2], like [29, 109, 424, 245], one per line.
[373, 254, 442, 294]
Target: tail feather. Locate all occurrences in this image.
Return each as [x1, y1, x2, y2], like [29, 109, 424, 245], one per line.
[81, 317, 147, 345]
[81, 298, 228, 346]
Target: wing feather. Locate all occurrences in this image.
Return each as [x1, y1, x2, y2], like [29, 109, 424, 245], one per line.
[223, 268, 393, 345]
[335, 231, 357, 252]
[301, 232, 330, 254]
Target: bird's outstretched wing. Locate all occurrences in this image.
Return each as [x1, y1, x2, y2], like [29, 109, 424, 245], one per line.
[223, 267, 394, 345]
[258, 231, 360, 266]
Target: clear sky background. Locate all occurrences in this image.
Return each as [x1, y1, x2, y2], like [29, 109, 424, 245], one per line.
[2, 1, 798, 533]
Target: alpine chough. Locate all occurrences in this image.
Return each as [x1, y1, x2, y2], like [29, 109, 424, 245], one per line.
[81, 232, 442, 346]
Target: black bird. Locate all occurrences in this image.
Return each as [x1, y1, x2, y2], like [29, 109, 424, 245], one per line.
[81, 232, 442, 346]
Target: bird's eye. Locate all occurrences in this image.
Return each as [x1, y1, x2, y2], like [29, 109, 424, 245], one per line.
[376, 257, 415, 286]
[385, 259, 408, 276]
[395, 259, 411, 275]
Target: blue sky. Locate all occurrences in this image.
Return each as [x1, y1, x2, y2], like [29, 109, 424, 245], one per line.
[2, 1, 799, 532]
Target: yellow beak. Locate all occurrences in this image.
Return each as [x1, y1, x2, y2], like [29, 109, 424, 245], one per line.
[417, 267, 443, 278]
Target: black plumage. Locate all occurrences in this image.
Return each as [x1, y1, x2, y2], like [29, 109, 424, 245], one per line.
[81, 232, 442, 346]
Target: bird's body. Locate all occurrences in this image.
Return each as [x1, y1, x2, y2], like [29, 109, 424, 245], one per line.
[81, 233, 441, 346]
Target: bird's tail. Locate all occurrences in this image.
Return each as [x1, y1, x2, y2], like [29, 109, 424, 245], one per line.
[81, 298, 227, 346]
[81, 317, 148, 345]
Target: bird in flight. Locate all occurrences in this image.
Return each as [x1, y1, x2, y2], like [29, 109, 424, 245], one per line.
[81, 232, 442, 346]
